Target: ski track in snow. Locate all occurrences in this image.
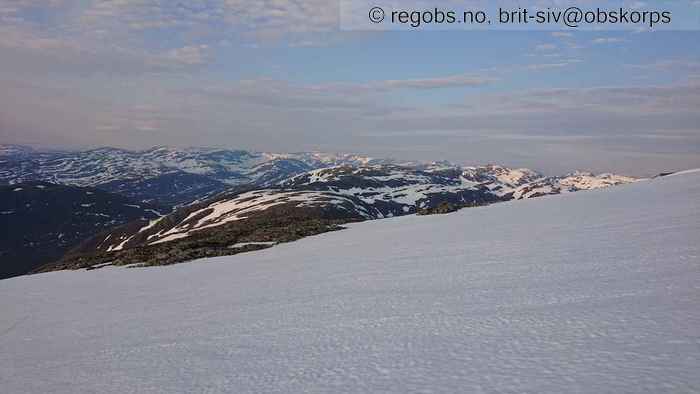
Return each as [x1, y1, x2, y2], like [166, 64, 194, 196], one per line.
[0, 172, 699, 393]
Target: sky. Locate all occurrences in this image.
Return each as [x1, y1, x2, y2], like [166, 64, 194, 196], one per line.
[0, 0, 699, 176]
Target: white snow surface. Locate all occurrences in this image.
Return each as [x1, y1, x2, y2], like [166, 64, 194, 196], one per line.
[1, 171, 699, 393]
[229, 242, 277, 249]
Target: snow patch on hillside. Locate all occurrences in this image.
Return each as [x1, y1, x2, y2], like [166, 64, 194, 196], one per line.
[142, 190, 373, 245]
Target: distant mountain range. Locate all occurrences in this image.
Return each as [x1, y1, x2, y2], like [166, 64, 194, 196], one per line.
[1, 145, 639, 277]
[0, 145, 388, 207]
[5, 148, 635, 270]
[91, 163, 637, 251]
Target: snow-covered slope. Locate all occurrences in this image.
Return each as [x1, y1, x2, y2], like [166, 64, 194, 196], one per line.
[512, 171, 639, 199]
[1, 170, 698, 393]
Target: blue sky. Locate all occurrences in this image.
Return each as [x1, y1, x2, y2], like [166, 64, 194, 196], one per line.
[1, 0, 699, 175]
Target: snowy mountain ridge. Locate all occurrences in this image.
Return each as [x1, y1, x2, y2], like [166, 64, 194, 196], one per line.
[0, 144, 386, 187]
[89, 163, 637, 253]
[0, 145, 397, 206]
[0, 145, 638, 208]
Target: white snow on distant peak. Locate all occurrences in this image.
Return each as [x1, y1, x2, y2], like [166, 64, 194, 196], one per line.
[1, 146, 381, 188]
[558, 172, 638, 189]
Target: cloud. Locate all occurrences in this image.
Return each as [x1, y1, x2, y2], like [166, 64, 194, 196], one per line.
[74, 0, 343, 42]
[0, 8, 215, 75]
[592, 37, 626, 44]
[628, 60, 700, 74]
[313, 75, 498, 94]
[551, 32, 573, 38]
[535, 43, 558, 51]
[6, 60, 697, 143]
[177, 73, 497, 113]
[3, 67, 698, 176]
[525, 60, 580, 71]
[159, 45, 212, 66]
[362, 82, 700, 140]
[223, 0, 338, 37]
[1, 1, 699, 176]
[79, 1, 223, 31]
[0, 0, 350, 76]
